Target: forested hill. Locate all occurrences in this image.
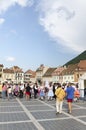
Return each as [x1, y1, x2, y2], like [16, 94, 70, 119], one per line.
[64, 50, 86, 67]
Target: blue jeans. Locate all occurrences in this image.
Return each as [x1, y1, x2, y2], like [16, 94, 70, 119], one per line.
[2, 91, 6, 99]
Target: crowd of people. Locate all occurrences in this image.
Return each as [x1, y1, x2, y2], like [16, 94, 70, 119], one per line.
[0, 81, 80, 114]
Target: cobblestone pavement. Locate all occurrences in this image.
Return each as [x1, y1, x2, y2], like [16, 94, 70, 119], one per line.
[0, 97, 86, 130]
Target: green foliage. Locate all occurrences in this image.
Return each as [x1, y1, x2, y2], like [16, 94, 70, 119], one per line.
[64, 50, 86, 67]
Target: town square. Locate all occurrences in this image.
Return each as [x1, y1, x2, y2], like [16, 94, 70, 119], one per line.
[0, 0, 86, 129]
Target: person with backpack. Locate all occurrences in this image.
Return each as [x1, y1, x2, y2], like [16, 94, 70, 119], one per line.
[55, 84, 66, 114]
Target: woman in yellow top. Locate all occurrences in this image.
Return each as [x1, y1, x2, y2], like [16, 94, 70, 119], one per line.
[55, 84, 66, 114]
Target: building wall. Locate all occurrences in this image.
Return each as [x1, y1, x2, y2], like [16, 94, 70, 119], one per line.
[0, 66, 3, 83]
[2, 73, 15, 83]
[15, 73, 24, 84]
[42, 77, 52, 83]
[78, 73, 86, 97]
[24, 74, 30, 83]
[30, 77, 36, 83]
[62, 74, 74, 83]
[52, 76, 59, 83]
[36, 66, 49, 82]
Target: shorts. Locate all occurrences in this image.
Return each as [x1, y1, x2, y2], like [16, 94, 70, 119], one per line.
[67, 99, 73, 102]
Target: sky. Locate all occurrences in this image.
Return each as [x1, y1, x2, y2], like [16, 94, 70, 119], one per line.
[0, 0, 86, 72]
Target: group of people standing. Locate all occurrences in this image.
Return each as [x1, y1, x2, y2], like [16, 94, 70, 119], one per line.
[1, 82, 39, 101]
[23, 81, 80, 114]
[1, 83, 25, 100]
[0, 81, 80, 114]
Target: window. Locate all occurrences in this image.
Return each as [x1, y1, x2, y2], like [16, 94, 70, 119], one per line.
[64, 77, 66, 79]
[80, 74, 82, 76]
[68, 77, 70, 79]
[0, 69, 2, 72]
[71, 76, 73, 79]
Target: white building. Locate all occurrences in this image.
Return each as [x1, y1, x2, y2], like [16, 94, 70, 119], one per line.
[78, 73, 86, 98]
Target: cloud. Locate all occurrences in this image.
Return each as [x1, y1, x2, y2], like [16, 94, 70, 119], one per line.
[6, 57, 15, 62]
[16, 0, 34, 7]
[0, 0, 34, 14]
[0, 18, 5, 24]
[10, 29, 17, 35]
[36, 0, 86, 53]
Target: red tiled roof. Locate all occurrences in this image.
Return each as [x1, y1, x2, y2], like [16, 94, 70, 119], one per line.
[61, 64, 78, 75]
[78, 60, 86, 69]
[25, 69, 36, 78]
[43, 67, 57, 77]
[52, 67, 65, 76]
[30, 72, 36, 78]
[25, 69, 34, 73]
[0, 64, 4, 67]
[10, 66, 23, 73]
[3, 68, 14, 73]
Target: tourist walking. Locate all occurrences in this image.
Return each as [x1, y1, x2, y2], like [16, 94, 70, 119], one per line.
[2, 83, 7, 99]
[25, 83, 31, 101]
[19, 84, 24, 98]
[47, 82, 54, 101]
[39, 82, 45, 100]
[53, 83, 57, 100]
[65, 83, 75, 114]
[55, 84, 65, 114]
[33, 83, 38, 99]
[7, 85, 12, 100]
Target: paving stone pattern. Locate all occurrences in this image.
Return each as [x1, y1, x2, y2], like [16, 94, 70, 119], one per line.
[0, 98, 86, 130]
